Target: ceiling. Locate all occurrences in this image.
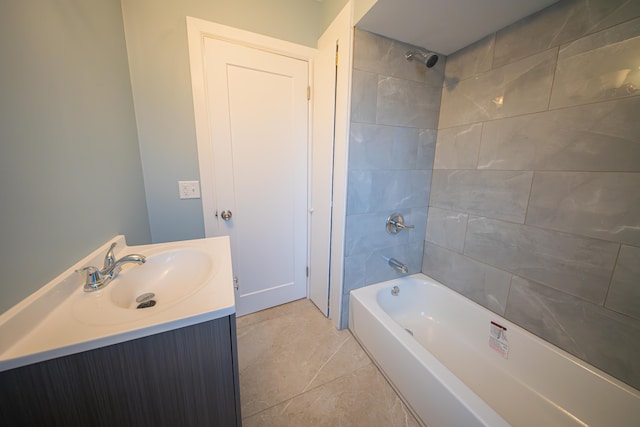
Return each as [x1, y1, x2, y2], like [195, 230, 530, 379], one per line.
[356, 0, 559, 55]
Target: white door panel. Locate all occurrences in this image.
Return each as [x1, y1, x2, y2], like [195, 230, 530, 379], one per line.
[204, 38, 308, 316]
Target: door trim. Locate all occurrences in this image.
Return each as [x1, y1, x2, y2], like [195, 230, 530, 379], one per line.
[325, 4, 354, 329]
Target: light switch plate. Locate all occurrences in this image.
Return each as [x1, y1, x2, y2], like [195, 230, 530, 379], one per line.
[178, 181, 201, 199]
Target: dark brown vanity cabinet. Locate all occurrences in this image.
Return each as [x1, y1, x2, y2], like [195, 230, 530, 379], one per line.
[0, 315, 242, 426]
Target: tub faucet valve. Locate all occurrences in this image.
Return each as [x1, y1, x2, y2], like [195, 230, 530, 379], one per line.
[386, 213, 415, 234]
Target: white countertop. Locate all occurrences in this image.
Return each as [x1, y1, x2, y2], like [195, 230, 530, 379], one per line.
[0, 236, 235, 372]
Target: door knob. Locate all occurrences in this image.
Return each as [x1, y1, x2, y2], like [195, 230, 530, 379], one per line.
[221, 210, 233, 221]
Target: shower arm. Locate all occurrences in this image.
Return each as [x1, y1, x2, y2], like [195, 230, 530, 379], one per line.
[405, 49, 439, 68]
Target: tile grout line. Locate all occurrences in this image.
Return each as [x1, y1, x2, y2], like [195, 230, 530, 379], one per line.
[278, 335, 352, 416]
[245, 360, 378, 422]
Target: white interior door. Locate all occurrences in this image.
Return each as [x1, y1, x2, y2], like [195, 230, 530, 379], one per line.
[309, 4, 353, 326]
[309, 36, 338, 316]
[204, 38, 309, 316]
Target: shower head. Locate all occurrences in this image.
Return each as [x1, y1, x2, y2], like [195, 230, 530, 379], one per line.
[405, 50, 439, 68]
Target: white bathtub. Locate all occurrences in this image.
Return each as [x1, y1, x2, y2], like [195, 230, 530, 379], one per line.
[349, 274, 640, 427]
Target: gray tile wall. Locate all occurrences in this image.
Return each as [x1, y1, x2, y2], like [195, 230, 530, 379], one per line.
[341, 29, 445, 328]
[425, 0, 640, 390]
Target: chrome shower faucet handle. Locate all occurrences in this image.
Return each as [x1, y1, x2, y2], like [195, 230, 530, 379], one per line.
[386, 213, 415, 234]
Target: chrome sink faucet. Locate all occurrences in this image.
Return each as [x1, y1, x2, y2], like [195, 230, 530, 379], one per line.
[79, 242, 146, 292]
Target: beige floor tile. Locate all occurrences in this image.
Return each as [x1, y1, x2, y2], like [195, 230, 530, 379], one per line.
[306, 333, 371, 390]
[238, 299, 421, 426]
[238, 300, 354, 416]
[237, 298, 311, 330]
[243, 364, 420, 427]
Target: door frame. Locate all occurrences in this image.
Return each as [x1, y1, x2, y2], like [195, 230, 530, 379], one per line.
[326, 4, 353, 329]
[186, 15, 353, 328]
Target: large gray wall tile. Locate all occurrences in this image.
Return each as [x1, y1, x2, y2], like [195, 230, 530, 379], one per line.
[445, 34, 495, 81]
[478, 97, 640, 171]
[559, 16, 640, 58]
[434, 123, 482, 169]
[343, 254, 366, 295]
[349, 123, 419, 170]
[419, 1, 640, 395]
[345, 208, 427, 258]
[506, 276, 640, 391]
[422, 242, 511, 315]
[439, 48, 556, 128]
[345, 212, 408, 257]
[526, 172, 640, 246]
[550, 19, 640, 109]
[425, 207, 468, 253]
[477, 114, 535, 170]
[465, 217, 619, 304]
[430, 170, 532, 223]
[416, 129, 437, 170]
[353, 29, 426, 83]
[347, 170, 431, 215]
[493, 0, 640, 68]
[366, 242, 424, 284]
[376, 76, 442, 128]
[350, 69, 378, 124]
[342, 29, 444, 330]
[407, 207, 429, 245]
[606, 245, 640, 320]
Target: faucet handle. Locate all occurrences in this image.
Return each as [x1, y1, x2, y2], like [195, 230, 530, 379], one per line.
[386, 213, 415, 234]
[78, 266, 104, 291]
[103, 242, 117, 269]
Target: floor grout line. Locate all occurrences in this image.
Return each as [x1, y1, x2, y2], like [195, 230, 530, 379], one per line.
[240, 300, 419, 425]
[244, 361, 376, 422]
[303, 335, 351, 394]
[278, 335, 351, 416]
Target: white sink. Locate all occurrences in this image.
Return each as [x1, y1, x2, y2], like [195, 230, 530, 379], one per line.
[0, 236, 235, 372]
[110, 248, 214, 310]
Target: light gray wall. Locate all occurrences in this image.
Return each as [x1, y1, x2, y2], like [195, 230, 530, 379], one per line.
[320, 0, 350, 34]
[341, 29, 445, 328]
[354, 0, 377, 23]
[121, 0, 342, 243]
[0, 0, 347, 313]
[425, 0, 640, 389]
[0, 1, 151, 314]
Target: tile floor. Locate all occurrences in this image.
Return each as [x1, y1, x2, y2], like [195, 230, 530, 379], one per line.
[236, 298, 421, 426]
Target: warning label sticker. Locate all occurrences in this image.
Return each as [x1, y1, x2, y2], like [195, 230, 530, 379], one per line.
[489, 321, 509, 359]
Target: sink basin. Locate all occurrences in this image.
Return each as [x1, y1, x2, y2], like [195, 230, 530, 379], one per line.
[70, 240, 227, 326]
[110, 248, 214, 310]
[0, 235, 235, 372]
